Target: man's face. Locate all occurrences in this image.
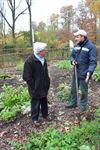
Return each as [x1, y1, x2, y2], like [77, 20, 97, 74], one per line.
[74, 35, 84, 44]
[38, 49, 48, 57]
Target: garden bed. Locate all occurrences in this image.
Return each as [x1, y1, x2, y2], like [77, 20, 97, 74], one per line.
[0, 61, 100, 149]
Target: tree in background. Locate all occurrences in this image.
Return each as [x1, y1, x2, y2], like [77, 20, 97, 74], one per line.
[75, 0, 100, 44]
[0, 0, 100, 50]
[75, 0, 89, 30]
[35, 21, 46, 42]
[37, 21, 46, 32]
[86, 0, 100, 44]
[0, 0, 6, 48]
[47, 13, 59, 48]
[25, 0, 33, 47]
[0, 0, 28, 47]
[49, 13, 59, 31]
[35, 21, 58, 48]
[60, 5, 75, 43]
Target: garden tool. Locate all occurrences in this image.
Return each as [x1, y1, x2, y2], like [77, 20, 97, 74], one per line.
[74, 64, 78, 101]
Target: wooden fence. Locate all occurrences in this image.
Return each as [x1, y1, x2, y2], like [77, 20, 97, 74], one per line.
[0, 49, 69, 68]
[0, 47, 100, 69]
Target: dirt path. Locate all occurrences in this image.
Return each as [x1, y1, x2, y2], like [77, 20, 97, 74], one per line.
[0, 62, 100, 150]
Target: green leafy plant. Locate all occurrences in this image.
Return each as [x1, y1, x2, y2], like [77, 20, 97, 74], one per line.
[9, 140, 22, 150]
[95, 108, 100, 121]
[93, 64, 100, 81]
[0, 74, 11, 79]
[93, 72, 100, 81]
[0, 85, 30, 120]
[57, 60, 72, 70]
[1, 85, 29, 107]
[0, 106, 20, 120]
[55, 83, 71, 101]
[14, 120, 99, 150]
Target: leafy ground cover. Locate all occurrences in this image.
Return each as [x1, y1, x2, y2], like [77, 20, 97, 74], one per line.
[0, 61, 100, 150]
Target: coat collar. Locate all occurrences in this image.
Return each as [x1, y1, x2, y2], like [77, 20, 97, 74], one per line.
[31, 53, 46, 64]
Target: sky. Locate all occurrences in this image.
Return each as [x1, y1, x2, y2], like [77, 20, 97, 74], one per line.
[4, 0, 81, 32]
[32, 0, 80, 24]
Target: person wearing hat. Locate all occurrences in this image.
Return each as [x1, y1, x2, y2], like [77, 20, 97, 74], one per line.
[66, 29, 97, 112]
[23, 42, 51, 126]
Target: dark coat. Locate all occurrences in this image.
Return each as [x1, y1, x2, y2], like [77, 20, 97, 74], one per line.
[70, 38, 97, 79]
[23, 54, 50, 98]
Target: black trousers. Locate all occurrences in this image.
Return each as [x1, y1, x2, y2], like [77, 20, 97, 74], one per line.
[31, 97, 48, 121]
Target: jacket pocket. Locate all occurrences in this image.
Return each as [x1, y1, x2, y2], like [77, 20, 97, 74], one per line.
[28, 84, 35, 98]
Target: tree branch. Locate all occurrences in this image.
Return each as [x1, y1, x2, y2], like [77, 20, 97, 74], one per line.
[0, 10, 12, 29]
[15, 8, 28, 21]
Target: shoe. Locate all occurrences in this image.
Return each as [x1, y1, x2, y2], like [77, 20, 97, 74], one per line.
[65, 105, 77, 109]
[33, 120, 40, 127]
[43, 115, 53, 121]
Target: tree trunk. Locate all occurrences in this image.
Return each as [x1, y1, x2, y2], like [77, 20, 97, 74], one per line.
[29, 9, 33, 47]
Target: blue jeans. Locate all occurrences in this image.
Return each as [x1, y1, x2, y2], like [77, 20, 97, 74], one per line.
[70, 74, 88, 112]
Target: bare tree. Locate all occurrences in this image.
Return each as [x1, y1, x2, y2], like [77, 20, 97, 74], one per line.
[25, 0, 33, 47]
[75, 0, 89, 30]
[60, 5, 75, 41]
[49, 13, 59, 31]
[0, 0, 28, 46]
[60, 5, 75, 31]
[0, 0, 5, 48]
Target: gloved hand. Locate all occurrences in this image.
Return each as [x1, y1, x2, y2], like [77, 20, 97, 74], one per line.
[72, 60, 77, 65]
[85, 72, 90, 83]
